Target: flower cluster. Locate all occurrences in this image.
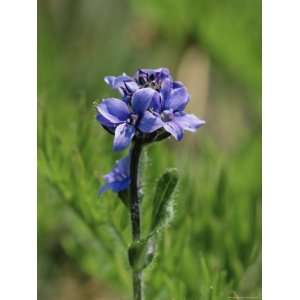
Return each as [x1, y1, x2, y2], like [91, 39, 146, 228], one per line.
[97, 68, 205, 194]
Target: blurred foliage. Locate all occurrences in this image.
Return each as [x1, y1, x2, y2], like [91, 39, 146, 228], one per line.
[38, 0, 261, 299]
[130, 0, 261, 96]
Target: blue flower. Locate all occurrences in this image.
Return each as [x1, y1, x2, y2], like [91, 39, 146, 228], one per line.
[139, 79, 205, 140]
[97, 67, 205, 150]
[99, 156, 131, 194]
[97, 87, 159, 151]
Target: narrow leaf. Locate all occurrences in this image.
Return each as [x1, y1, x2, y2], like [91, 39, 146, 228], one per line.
[151, 168, 179, 233]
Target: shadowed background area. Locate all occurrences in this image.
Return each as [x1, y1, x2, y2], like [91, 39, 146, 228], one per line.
[38, 0, 261, 299]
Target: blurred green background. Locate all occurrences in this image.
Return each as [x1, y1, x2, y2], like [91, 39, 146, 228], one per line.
[38, 0, 261, 299]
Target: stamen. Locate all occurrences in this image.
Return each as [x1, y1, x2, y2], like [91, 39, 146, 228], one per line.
[130, 114, 139, 125]
[161, 110, 174, 122]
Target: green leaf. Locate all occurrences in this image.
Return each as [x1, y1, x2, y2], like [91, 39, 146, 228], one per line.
[151, 168, 179, 233]
[128, 237, 156, 272]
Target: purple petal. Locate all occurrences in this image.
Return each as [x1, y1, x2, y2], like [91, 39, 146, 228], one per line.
[113, 123, 135, 151]
[103, 172, 116, 183]
[110, 177, 131, 192]
[163, 121, 184, 141]
[99, 155, 130, 195]
[160, 78, 172, 101]
[172, 81, 184, 89]
[164, 87, 190, 112]
[138, 68, 167, 74]
[97, 98, 130, 124]
[132, 88, 155, 114]
[96, 114, 116, 128]
[122, 95, 131, 105]
[104, 76, 116, 87]
[104, 75, 132, 89]
[138, 111, 163, 133]
[124, 81, 139, 93]
[110, 178, 130, 192]
[98, 177, 130, 194]
[156, 67, 172, 81]
[104, 75, 137, 97]
[174, 113, 206, 132]
[151, 91, 163, 112]
[98, 148, 131, 195]
[115, 156, 130, 175]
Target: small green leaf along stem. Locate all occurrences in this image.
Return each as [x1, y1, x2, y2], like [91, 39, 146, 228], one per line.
[129, 140, 143, 300]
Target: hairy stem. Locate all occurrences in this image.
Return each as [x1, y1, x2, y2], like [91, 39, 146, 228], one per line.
[129, 140, 143, 300]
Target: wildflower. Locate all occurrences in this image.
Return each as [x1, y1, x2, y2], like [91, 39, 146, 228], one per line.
[139, 79, 205, 140]
[97, 67, 205, 149]
[99, 156, 130, 194]
[97, 87, 159, 151]
[96, 68, 206, 299]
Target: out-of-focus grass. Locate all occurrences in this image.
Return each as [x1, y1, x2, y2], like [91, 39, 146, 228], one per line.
[129, 0, 261, 96]
[38, 0, 261, 299]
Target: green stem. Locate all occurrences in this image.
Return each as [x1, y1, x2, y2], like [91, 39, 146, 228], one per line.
[129, 140, 143, 300]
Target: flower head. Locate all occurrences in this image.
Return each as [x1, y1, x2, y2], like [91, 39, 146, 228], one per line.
[97, 67, 205, 150]
[96, 87, 157, 151]
[139, 80, 205, 140]
[99, 156, 131, 194]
